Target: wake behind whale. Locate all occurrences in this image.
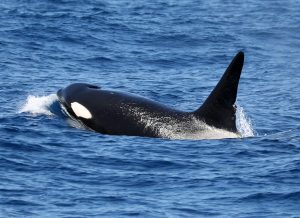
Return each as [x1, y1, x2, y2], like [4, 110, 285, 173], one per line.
[56, 52, 248, 139]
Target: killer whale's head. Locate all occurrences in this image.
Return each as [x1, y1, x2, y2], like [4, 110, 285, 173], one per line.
[57, 83, 100, 120]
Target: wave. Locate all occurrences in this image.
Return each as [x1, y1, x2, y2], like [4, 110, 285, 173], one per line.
[240, 191, 300, 201]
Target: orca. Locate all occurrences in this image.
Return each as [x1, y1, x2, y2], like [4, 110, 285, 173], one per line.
[57, 51, 244, 139]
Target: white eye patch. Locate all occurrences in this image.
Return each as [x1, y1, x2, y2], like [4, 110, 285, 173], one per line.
[71, 102, 92, 119]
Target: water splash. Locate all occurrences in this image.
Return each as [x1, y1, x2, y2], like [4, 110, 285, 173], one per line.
[236, 104, 255, 137]
[156, 117, 241, 140]
[125, 106, 241, 140]
[18, 94, 58, 116]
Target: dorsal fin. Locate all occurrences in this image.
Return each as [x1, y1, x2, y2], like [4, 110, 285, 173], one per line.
[194, 51, 244, 132]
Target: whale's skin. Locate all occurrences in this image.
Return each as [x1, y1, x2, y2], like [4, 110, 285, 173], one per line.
[57, 52, 244, 139]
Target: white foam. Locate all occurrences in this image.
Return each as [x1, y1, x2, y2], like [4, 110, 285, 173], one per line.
[18, 94, 57, 116]
[236, 104, 254, 137]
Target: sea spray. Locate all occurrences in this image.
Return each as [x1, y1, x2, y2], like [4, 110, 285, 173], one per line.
[19, 94, 58, 116]
[236, 104, 254, 137]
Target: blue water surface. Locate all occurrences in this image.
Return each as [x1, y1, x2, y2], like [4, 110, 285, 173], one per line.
[1, 0, 300, 217]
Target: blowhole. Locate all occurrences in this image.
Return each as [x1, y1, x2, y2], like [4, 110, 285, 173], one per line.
[87, 84, 100, 89]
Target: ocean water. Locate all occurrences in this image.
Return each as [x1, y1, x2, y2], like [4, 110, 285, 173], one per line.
[1, 0, 300, 217]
